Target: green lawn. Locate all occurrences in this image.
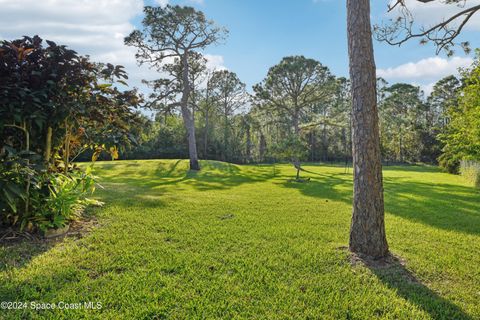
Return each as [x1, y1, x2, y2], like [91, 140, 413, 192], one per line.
[1, 160, 479, 319]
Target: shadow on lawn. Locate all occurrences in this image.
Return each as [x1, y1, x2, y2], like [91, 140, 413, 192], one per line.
[383, 177, 480, 235]
[282, 167, 480, 236]
[0, 239, 52, 273]
[89, 160, 279, 209]
[0, 211, 100, 273]
[354, 254, 472, 320]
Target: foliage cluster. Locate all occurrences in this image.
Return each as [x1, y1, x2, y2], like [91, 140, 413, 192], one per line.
[0, 36, 141, 231]
[439, 50, 480, 173]
[460, 160, 480, 188]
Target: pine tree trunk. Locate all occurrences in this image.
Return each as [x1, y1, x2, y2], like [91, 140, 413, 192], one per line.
[347, 0, 388, 258]
[181, 54, 200, 171]
[182, 108, 200, 171]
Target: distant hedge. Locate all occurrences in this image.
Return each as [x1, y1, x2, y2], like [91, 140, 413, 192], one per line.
[460, 160, 480, 188]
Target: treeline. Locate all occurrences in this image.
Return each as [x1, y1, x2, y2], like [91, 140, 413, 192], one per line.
[124, 52, 479, 174]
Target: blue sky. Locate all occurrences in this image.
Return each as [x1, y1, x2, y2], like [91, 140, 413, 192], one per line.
[1, 0, 479, 95]
[160, 0, 480, 93]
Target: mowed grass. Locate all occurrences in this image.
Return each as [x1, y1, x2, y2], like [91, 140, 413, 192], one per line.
[1, 160, 479, 319]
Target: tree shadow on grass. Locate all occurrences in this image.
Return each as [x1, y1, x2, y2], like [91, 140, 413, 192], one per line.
[279, 169, 353, 204]
[281, 167, 480, 236]
[351, 253, 472, 320]
[0, 211, 101, 273]
[383, 177, 480, 235]
[0, 238, 53, 272]
[94, 160, 277, 205]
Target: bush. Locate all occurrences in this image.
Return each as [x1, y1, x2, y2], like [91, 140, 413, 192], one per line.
[33, 167, 102, 232]
[0, 155, 101, 232]
[438, 152, 460, 174]
[0, 153, 47, 230]
[460, 160, 480, 188]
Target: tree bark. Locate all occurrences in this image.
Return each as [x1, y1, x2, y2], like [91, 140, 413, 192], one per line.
[347, 0, 388, 258]
[181, 54, 200, 171]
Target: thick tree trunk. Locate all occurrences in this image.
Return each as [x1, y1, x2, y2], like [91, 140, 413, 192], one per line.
[182, 108, 200, 171]
[181, 54, 200, 171]
[347, 0, 388, 258]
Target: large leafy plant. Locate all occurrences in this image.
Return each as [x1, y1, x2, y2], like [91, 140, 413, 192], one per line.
[0, 36, 141, 232]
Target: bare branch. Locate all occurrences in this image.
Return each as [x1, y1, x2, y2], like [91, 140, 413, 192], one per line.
[375, 0, 480, 55]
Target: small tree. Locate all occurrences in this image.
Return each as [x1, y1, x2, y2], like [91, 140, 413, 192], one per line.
[254, 56, 335, 174]
[379, 83, 426, 163]
[125, 5, 228, 171]
[210, 70, 248, 161]
[272, 135, 309, 181]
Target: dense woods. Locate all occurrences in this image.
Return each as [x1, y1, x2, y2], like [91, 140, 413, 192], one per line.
[123, 54, 479, 174]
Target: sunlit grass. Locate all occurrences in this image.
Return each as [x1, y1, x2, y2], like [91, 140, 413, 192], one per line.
[1, 160, 479, 319]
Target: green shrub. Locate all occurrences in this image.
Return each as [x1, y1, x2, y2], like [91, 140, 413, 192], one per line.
[0, 157, 101, 232]
[460, 160, 480, 188]
[0, 154, 48, 229]
[438, 152, 460, 174]
[32, 167, 103, 232]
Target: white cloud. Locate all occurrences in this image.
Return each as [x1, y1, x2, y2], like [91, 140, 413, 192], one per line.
[204, 54, 227, 71]
[155, 0, 169, 7]
[0, 0, 225, 95]
[0, 0, 150, 88]
[377, 56, 472, 81]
